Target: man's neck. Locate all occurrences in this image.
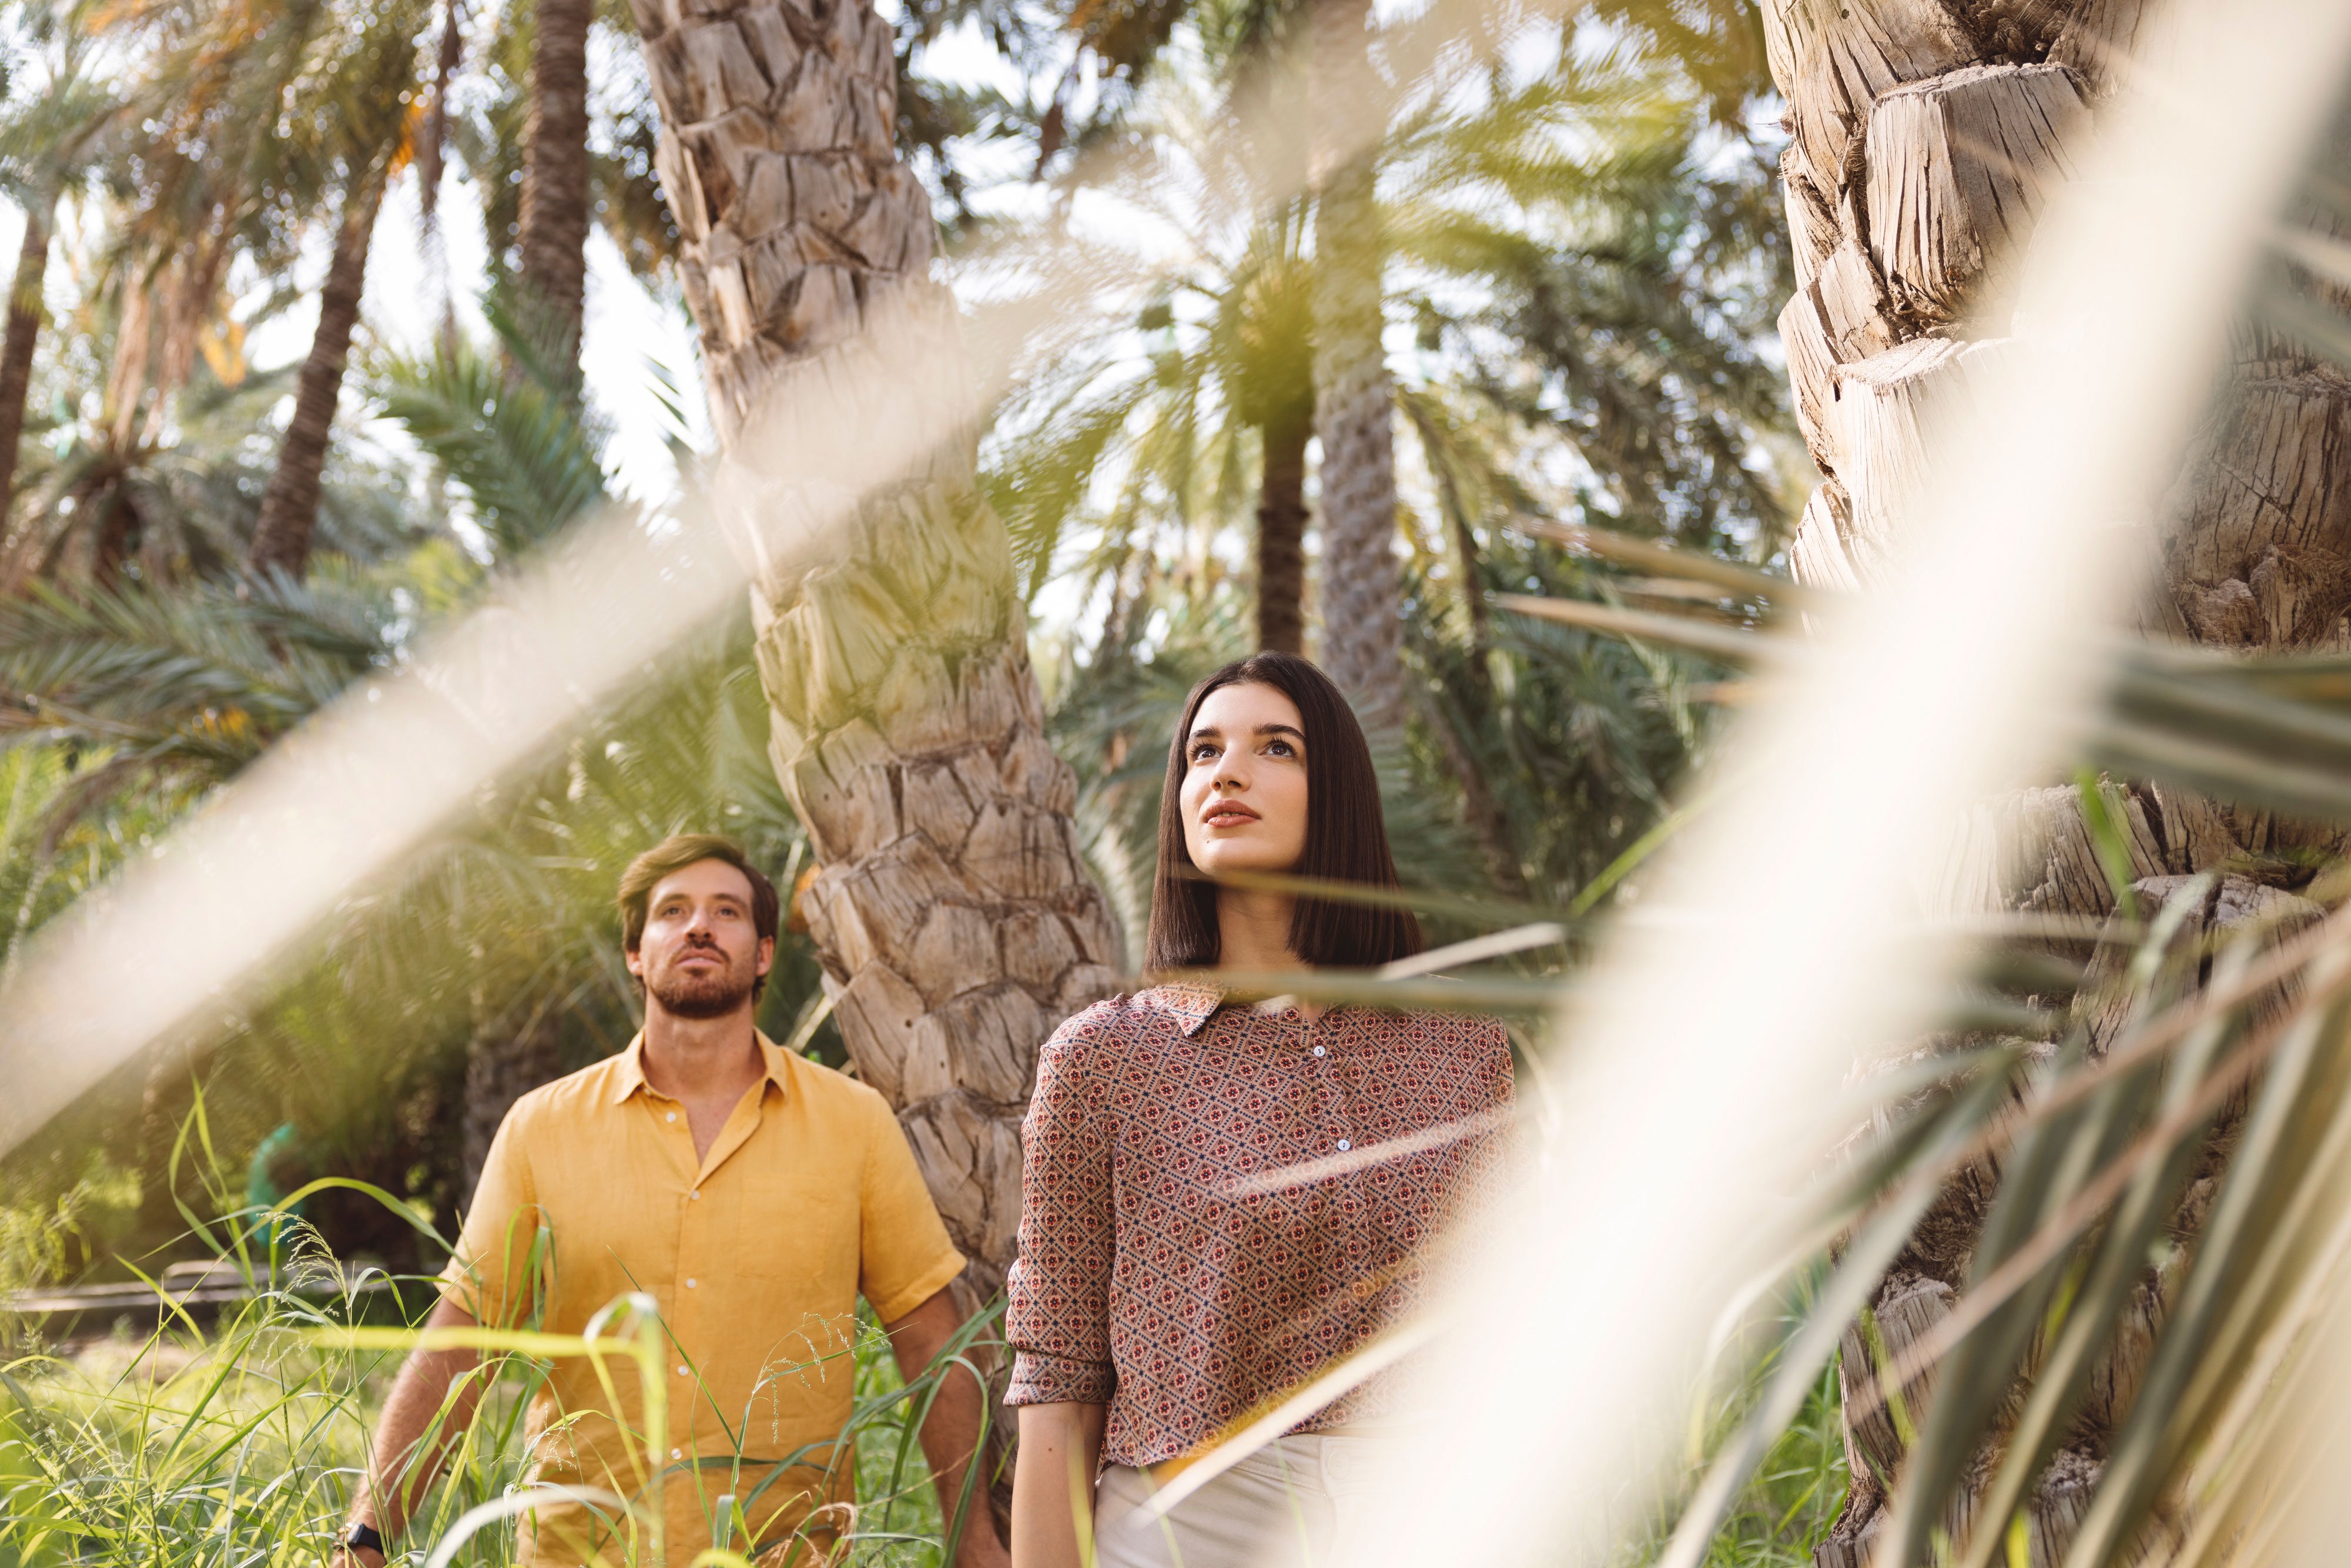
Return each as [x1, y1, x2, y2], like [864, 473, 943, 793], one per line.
[639, 1008, 763, 1103]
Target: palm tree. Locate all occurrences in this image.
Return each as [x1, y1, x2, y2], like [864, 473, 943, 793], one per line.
[1307, 0, 1773, 729]
[619, 0, 1127, 1287]
[246, 7, 433, 579]
[371, 305, 631, 1176]
[1764, 6, 2351, 1563]
[976, 69, 1318, 656]
[514, 0, 595, 370]
[0, 26, 116, 529]
[1307, 0, 1404, 726]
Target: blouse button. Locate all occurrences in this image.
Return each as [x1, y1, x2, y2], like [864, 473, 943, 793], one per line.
[1337, 1138, 1353, 1152]
[1312, 1045, 1327, 1057]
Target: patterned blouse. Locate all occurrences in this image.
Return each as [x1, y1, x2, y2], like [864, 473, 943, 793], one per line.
[1004, 984, 1514, 1467]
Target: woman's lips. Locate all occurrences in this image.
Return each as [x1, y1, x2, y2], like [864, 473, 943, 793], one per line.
[1202, 805, 1259, 827]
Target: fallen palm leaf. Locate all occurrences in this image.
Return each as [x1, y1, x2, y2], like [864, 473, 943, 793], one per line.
[1494, 593, 1783, 664]
[1511, 515, 1818, 611]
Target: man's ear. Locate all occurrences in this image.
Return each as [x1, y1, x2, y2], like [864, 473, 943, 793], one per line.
[755, 935, 776, 977]
[624, 943, 644, 979]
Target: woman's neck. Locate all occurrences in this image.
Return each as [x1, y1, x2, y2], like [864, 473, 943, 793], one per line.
[1215, 887, 1298, 973]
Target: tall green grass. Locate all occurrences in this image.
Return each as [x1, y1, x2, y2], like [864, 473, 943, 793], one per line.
[1, 1231, 1846, 1567]
[1, 1111, 1841, 1568]
[0, 1222, 990, 1568]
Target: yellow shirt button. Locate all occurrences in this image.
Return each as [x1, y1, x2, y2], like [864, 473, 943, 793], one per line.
[666, 1112, 677, 1123]
[686, 1278, 698, 1288]
[677, 1364, 689, 1376]
[671, 1448, 682, 1459]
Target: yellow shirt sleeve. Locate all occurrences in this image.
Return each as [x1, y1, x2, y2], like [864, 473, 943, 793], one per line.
[437, 1100, 548, 1328]
[854, 1088, 967, 1323]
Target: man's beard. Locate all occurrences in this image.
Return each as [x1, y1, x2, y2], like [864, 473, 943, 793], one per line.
[647, 948, 756, 1019]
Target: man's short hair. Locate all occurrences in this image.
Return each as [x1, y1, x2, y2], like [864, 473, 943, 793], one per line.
[616, 835, 783, 1001]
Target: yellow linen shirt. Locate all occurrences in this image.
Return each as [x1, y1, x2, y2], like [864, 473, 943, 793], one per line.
[440, 1030, 965, 1566]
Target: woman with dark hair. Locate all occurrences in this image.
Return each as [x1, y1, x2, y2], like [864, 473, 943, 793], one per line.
[1004, 652, 1513, 1568]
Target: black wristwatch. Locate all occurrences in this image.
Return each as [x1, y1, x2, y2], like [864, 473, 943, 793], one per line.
[343, 1520, 387, 1557]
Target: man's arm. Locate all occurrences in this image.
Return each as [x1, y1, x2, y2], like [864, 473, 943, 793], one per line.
[330, 1294, 487, 1567]
[1009, 1401, 1105, 1568]
[884, 1288, 1012, 1568]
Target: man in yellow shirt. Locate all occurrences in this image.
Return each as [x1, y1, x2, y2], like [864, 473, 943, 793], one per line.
[333, 835, 1007, 1567]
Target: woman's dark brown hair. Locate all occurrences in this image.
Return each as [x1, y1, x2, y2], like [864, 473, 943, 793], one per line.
[1143, 651, 1424, 972]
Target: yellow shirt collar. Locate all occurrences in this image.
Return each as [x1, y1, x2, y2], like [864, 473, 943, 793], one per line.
[607, 1028, 793, 1104]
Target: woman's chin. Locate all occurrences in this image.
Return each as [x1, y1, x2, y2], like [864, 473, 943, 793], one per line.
[1191, 848, 1297, 879]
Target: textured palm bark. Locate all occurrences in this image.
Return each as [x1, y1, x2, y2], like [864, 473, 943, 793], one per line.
[1258, 401, 1311, 652]
[463, 1000, 569, 1197]
[1310, 0, 1406, 731]
[1767, 1, 2351, 1562]
[621, 0, 1118, 1289]
[246, 173, 386, 580]
[0, 197, 53, 525]
[515, 0, 594, 361]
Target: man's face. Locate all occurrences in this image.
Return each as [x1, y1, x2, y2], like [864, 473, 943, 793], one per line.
[626, 859, 776, 1021]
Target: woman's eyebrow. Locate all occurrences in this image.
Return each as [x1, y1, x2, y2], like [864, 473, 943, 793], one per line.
[1255, 723, 1305, 741]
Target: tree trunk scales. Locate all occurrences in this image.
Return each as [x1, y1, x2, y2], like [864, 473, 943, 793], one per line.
[1767, 0, 2351, 1562]
[623, 0, 1118, 1289]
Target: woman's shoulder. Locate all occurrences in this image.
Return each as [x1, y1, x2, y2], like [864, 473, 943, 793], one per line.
[1385, 1006, 1512, 1049]
[1046, 985, 1218, 1055]
[1029, 993, 1189, 1113]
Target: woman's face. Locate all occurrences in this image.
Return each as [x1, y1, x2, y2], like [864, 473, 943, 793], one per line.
[1180, 681, 1310, 879]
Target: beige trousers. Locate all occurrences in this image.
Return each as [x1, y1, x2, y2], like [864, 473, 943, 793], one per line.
[1091, 1434, 1398, 1568]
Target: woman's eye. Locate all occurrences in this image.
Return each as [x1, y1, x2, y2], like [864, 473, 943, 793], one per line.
[1191, 743, 1218, 762]
[1266, 739, 1295, 757]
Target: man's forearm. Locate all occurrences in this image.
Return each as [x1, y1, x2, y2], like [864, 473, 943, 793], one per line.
[351, 1306, 486, 1543]
[885, 1289, 1009, 1566]
[915, 1353, 996, 1551]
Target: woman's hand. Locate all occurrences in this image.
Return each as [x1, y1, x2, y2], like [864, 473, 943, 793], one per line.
[1010, 1401, 1107, 1568]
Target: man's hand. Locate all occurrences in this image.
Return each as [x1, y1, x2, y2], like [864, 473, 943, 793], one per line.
[883, 1289, 1012, 1568]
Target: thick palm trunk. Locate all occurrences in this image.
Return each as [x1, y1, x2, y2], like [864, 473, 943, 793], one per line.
[515, 0, 592, 364]
[463, 1000, 567, 1196]
[624, 0, 1118, 1288]
[247, 172, 386, 581]
[1310, 0, 1405, 731]
[1769, 3, 2351, 1563]
[1258, 402, 1310, 652]
[0, 195, 55, 526]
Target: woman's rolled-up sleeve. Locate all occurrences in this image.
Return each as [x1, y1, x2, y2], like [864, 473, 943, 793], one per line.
[1004, 1013, 1118, 1406]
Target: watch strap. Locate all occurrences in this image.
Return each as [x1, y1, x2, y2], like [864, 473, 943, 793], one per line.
[344, 1520, 387, 1555]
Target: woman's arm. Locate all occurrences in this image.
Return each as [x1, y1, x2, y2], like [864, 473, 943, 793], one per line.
[1012, 1401, 1106, 1568]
